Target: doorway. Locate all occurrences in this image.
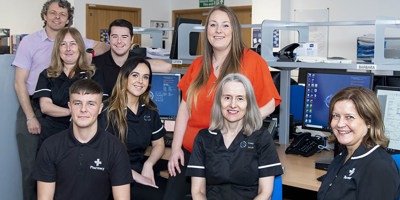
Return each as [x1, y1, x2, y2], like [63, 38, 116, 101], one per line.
[86, 4, 141, 45]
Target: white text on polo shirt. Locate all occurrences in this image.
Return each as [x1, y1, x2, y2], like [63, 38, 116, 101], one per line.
[90, 158, 105, 171]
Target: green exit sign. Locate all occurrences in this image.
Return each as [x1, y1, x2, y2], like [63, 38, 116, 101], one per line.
[199, 0, 224, 8]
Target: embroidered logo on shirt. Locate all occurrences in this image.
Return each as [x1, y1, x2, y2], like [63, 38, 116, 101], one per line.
[343, 168, 355, 180]
[240, 140, 255, 149]
[240, 141, 247, 148]
[90, 158, 105, 171]
[348, 168, 355, 176]
[143, 115, 151, 122]
[247, 141, 255, 149]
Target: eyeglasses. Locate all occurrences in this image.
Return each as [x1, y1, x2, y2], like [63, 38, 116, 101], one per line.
[47, 10, 68, 19]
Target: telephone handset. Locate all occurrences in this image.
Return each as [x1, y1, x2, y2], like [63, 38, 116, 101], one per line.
[277, 43, 300, 62]
[285, 132, 325, 157]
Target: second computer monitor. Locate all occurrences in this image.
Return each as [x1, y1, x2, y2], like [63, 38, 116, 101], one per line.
[169, 18, 202, 59]
[376, 86, 400, 152]
[302, 71, 373, 132]
[150, 73, 181, 120]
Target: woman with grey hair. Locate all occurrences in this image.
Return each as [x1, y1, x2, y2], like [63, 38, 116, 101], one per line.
[186, 73, 283, 200]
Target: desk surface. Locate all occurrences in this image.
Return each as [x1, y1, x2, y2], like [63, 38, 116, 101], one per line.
[146, 142, 333, 192]
[276, 144, 333, 191]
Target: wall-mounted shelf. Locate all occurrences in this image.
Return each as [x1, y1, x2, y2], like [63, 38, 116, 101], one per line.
[132, 27, 173, 48]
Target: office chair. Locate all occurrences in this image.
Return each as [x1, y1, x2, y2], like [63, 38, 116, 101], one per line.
[391, 154, 400, 200]
[271, 175, 283, 200]
[392, 154, 400, 167]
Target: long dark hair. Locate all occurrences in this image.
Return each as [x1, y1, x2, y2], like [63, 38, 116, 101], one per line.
[106, 57, 157, 143]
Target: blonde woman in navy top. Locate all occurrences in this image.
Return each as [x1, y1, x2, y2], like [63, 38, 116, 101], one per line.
[186, 73, 283, 200]
[33, 27, 101, 147]
[318, 87, 400, 200]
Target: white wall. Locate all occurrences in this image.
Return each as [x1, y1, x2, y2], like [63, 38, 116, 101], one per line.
[73, 0, 172, 47]
[0, 0, 47, 35]
[253, 0, 400, 60]
[252, 0, 282, 24]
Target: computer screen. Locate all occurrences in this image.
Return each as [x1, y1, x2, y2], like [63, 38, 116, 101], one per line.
[150, 73, 181, 120]
[297, 68, 346, 84]
[302, 71, 373, 131]
[169, 18, 202, 59]
[376, 86, 400, 151]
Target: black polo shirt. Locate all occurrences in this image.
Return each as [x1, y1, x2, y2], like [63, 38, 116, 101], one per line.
[93, 50, 144, 97]
[318, 145, 400, 200]
[186, 127, 284, 200]
[33, 70, 88, 123]
[33, 127, 133, 200]
[33, 70, 105, 142]
[33, 69, 104, 124]
[106, 104, 166, 173]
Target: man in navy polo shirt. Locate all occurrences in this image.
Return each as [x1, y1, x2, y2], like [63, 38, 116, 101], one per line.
[33, 79, 133, 200]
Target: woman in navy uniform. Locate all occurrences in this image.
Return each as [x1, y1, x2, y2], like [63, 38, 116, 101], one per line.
[318, 87, 400, 200]
[33, 27, 101, 146]
[104, 57, 166, 200]
[186, 73, 283, 200]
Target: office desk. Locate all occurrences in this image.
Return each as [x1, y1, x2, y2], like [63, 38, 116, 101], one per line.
[146, 143, 333, 192]
[276, 144, 333, 191]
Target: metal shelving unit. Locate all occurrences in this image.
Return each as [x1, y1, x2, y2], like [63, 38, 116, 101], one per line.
[260, 16, 400, 144]
[134, 18, 400, 145]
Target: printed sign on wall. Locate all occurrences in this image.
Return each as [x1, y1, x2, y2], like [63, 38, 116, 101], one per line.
[199, 0, 224, 8]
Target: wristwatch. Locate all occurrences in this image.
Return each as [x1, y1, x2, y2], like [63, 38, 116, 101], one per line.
[86, 48, 95, 57]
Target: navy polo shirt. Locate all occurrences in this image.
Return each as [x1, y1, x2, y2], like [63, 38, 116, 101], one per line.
[33, 127, 133, 200]
[186, 127, 284, 200]
[318, 145, 400, 200]
[106, 104, 166, 173]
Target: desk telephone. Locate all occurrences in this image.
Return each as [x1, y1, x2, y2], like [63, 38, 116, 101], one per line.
[285, 132, 325, 157]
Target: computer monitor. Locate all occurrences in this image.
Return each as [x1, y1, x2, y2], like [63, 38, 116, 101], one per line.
[302, 71, 374, 132]
[297, 68, 346, 84]
[150, 73, 181, 120]
[169, 18, 202, 59]
[376, 86, 400, 152]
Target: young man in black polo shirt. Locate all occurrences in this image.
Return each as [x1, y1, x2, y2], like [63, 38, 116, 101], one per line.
[33, 79, 133, 200]
[92, 19, 172, 97]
